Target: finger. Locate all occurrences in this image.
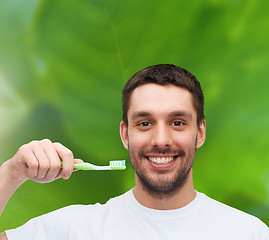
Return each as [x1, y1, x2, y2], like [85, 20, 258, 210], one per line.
[73, 159, 84, 171]
[74, 159, 84, 164]
[26, 151, 39, 179]
[31, 142, 50, 179]
[53, 159, 84, 179]
[41, 140, 62, 180]
[19, 148, 39, 179]
[54, 168, 63, 180]
[53, 142, 74, 179]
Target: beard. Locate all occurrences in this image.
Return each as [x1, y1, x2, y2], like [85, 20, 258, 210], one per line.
[128, 141, 197, 198]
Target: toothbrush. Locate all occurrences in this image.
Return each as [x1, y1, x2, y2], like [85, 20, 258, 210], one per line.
[73, 160, 126, 170]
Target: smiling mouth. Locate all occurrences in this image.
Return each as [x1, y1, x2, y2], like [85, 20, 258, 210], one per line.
[147, 156, 177, 164]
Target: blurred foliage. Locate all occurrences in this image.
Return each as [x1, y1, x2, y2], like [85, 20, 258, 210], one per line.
[0, 0, 269, 231]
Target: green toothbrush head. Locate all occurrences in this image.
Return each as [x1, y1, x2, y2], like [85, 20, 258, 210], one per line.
[109, 160, 126, 170]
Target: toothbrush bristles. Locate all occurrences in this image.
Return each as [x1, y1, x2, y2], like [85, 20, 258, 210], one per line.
[109, 160, 126, 170]
[73, 160, 126, 171]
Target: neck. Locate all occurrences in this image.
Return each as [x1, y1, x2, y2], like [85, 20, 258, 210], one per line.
[132, 169, 196, 210]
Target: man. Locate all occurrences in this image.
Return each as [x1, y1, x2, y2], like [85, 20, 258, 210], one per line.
[0, 64, 268, 239]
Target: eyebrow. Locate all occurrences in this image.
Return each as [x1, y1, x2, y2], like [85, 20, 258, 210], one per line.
[130, 110, 193, 120]
[130, 111, 151, 120]
[168, 110, 193, 119]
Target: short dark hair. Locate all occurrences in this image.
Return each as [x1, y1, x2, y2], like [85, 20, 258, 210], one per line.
[122, 64, 204, 126]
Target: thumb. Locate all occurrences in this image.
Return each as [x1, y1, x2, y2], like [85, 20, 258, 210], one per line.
[74, 159, 84, 164]
[73, 159, 84, 172]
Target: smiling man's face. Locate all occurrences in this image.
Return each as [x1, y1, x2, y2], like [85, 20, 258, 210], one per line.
[120, 83, 206, 196]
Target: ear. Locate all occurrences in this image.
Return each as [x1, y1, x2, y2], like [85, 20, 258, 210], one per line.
[196, 119, 206, 149]
[120, 121, 129, 150]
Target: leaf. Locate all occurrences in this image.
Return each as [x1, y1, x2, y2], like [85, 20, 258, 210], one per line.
[1, 0, 269, 229]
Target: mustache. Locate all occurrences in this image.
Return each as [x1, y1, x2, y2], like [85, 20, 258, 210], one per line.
[139, 147, 186, 157]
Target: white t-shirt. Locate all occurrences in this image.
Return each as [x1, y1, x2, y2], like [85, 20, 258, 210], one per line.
[5, 190, 269, 240]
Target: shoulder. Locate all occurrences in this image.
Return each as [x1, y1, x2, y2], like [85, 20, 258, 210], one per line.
[200, 192, 261, 221]
[198, 192, 269, 234]
[65, 190, 131, 218]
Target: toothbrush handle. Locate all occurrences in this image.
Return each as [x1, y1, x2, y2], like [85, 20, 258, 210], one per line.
[74, 163, 96, 170]
[73, 163, 110, 170]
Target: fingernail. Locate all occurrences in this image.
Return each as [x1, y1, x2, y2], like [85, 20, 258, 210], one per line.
[63, 174, 70, 180]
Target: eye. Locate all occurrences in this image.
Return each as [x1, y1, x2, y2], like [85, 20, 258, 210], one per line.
[138, 122, 152, 127]
[171, 121, 185, 126]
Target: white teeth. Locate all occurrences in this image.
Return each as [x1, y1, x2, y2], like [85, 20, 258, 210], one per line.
[148, 157, 174, 164]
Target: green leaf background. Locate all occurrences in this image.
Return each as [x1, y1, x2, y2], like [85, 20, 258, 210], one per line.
[0, 0, 269, 230]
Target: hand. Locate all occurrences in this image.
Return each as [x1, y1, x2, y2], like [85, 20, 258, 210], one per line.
[4, 139, 82, 184]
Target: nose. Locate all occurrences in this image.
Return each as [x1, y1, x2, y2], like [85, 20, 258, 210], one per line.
[151, 123, 172, 148]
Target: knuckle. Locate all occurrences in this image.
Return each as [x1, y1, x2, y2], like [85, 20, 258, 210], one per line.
[27, 140, 41, 150]
[18, 145, 26, 153]
[63, 150, 73, 159]
[53, 142, 61, 147]
[18, 143, 31, 152]
[17, 146, 30, 160]
[39, 162, 50, 170]
[28, 161, 38, 169]
[29, 140, 39, 146]
[41, 139, 52, 146]
[51, 161, 61, 170]
[19, 140, 39, 152]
